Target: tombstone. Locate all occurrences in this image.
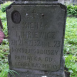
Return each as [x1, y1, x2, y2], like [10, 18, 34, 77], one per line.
[0, 0, 3, 4]
[72, 0, 77, 5]
[58, 0, 64, 4]
[6, 0, 67, 77]
[64, 0, 72, 4]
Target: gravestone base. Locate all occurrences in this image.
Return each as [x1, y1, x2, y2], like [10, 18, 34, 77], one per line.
[8, 70, 65, 77]
[8, 55, 65, 77]
[8, 72, 65, 77]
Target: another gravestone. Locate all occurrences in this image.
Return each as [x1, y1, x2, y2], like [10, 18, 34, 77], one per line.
[0, 0, 3, 4]
[58, 0, 64, 4]
[6, 1, 67, 77]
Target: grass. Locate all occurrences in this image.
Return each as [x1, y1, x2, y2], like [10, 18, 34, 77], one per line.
[64, 17, 77, 77]
[64, 17, 77, 55]
[65, 55, 77, 77]
[0, 2, 77, 77]
[0, 10, 7, 37]
[0, 64, 9, 77]
[0, 43, 9, 76]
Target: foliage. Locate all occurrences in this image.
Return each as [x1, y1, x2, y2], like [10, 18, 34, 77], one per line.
[64, 17, 77, 55]
[2, 21, 8, 37]
[64, 17, 77, 77]
[0, 64, 20, 77]
[67, 5, 77, 16]
[0, 44, 19, 77]
[1, 1, 12, 12]
[0, 2, 12, 37]
[0, 44, 9, 74]
[0, 9, 7, 37]
[8, 70, 20, 77]
[65, 55, 77, 77]
[2, 39, 9, 45]
[0, 10, 6, 21]
[0, 64, 9, 77]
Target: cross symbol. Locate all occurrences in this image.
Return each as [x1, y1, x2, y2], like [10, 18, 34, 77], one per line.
[32, 9, 36, 18]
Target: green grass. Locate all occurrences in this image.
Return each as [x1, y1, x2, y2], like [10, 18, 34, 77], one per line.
[64, 17, 77, 77]
[0, 44, 9, 70]
[65, 55, 77, 77]
[0, 10, 8, 37]
[0, 44, 9, 77]
[0, 1, 12, 37]
[0, 64, 9, 77]
[64, 17, 77, 55]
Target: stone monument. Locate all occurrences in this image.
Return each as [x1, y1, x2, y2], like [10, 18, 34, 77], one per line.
[6, 0, 67, 77]
[0, 0, 3, 4]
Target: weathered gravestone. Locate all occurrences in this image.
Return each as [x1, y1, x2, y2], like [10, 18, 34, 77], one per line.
[6, 1, 67, 77]
[0, 0, 3, 4]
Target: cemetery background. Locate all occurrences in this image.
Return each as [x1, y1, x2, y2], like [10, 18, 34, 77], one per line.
[0, 1, 77, 77]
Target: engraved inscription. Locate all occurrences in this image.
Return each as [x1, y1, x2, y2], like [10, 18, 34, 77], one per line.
[10, 20, 61, 71]
[15, 62, 58, 69]
[15, 55, 42, 61]
[11, 40, 60, 47]
[11, 48, 58, 55]
[19, 31, 57, 39]
[23, 22, 44, 29]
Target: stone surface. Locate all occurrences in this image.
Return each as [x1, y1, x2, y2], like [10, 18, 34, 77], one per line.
[3, 0, 58, 1]
[6, 2, 67, 77]
[0, 1, 3, 4]
[15, 0, 58, 1]
[58, 0, 64, 4]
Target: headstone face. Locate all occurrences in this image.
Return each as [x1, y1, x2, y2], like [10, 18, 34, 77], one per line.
[6, 2, 66, 77]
